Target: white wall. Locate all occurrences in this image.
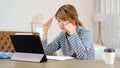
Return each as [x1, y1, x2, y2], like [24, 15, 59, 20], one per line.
[0, 0, 95, 42]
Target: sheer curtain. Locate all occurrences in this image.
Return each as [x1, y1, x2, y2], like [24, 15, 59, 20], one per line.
[96, 0, 120, 48]
[101, 0, 120, 15]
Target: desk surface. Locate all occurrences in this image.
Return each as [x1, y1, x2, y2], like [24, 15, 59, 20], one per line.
[0, 59, 120, 68]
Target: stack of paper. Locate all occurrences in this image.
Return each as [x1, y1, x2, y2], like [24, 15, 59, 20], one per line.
[47, 55, 74, 60]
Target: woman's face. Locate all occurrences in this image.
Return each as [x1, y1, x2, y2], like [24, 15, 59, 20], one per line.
[57, 17, 72, 32]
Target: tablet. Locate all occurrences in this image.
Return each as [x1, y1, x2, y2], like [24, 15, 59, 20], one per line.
[10, 35, 47, 62]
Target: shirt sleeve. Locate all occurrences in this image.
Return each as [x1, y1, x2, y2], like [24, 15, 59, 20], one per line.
[41, 35, 61, 55]
[67, 30, 95, 59]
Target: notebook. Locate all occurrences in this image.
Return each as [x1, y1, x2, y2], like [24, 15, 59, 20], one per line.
[10, 35, 47, 62]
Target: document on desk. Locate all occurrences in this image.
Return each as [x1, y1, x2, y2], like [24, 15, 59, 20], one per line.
[47, 55, 74, 60]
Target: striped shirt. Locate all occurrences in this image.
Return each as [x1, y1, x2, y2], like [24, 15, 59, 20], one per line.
[42, 26, 95, 60]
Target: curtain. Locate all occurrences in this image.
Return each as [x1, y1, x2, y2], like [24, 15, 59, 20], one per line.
[96, 0, 120, 48]
[100, 0, 120, 15]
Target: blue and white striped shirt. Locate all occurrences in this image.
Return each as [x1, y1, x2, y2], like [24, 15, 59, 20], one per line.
[42, 26, 95, 60]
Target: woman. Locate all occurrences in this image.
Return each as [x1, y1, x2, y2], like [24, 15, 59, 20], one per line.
[41, 4, 95, 59]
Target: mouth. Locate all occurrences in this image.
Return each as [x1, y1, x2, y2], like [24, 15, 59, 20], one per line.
[60, 27, 64, 29]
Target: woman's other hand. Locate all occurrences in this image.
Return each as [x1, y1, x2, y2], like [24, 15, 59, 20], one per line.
[41, 17, 54, 40]
[42, 17, 54, 31]
[63, 21, 76, 35]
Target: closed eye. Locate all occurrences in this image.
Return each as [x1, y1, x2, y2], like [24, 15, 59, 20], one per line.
[57, 20, 60, 22]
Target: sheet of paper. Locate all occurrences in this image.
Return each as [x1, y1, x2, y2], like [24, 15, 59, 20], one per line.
[47, 55, 74, 60]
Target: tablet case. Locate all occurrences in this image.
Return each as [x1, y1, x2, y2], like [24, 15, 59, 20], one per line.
[10, 35, 47, 62]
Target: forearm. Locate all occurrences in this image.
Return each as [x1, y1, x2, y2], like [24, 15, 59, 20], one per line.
[68, 32, 94, 59]
[68, 33, 86, 59]
[41, 35, 61, 55]
[41, 32, 62, 55]
[41, 28, 48, 41]
[40, 17, 53, 40]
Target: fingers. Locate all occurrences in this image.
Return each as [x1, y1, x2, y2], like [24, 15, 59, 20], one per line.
[42, 17, 54, 30]
[42, 17, 53, 25]
[63, 22, 76, 35]
[49, 17, 53, 22]
[48, 17, 54, 24]
[63, 21, 69, 26]
[50, 16, 54, 20]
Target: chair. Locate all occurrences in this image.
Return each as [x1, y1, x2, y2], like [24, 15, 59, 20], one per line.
[0, 31, 38, 52]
